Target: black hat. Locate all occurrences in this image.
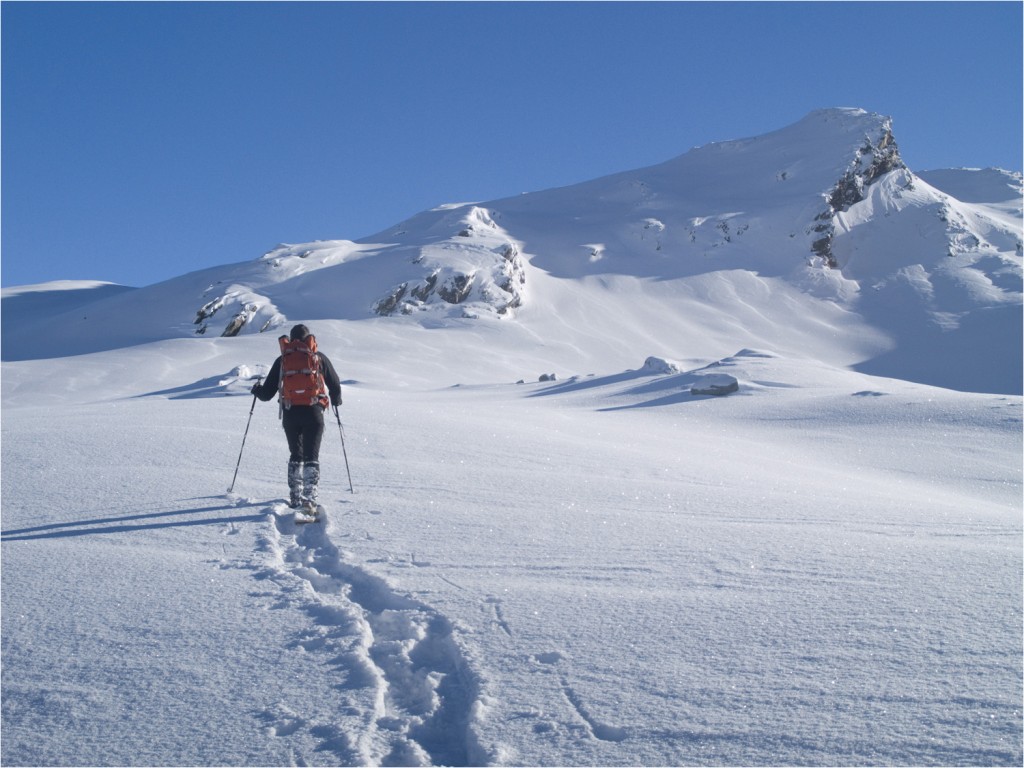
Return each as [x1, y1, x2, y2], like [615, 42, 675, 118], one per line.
[289, 324, 311, 340]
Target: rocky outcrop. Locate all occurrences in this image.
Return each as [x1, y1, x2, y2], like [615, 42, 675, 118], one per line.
[642, 356, 682, 374]
[193, 289, 281, 337]
[195, 296, 227, 326]
[374, 207, 527, 318]
[690, 374, 739, 396]
[811, 122, 906, 268]
[436, 273, 475, 304]
[374, 283, 409, 316]
[221, 303, 258, 337]
[487, 243, 526, 315]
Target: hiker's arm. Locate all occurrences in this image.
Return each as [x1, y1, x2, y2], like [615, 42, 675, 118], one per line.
[320, 354, 343, 407]
[251, 358, 281, 401]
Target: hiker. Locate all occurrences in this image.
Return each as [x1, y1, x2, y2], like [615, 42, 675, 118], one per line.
[251, 324, 342, 510]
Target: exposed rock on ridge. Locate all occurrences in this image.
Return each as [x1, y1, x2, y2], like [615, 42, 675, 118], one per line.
[811, 119, 907, 267]
[373, 207, 526, 318]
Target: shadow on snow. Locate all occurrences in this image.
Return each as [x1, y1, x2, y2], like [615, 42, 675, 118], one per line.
[0, 496, 267, 542]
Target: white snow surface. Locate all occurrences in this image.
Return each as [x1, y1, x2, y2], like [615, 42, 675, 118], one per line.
[2, 108, 1022, 766]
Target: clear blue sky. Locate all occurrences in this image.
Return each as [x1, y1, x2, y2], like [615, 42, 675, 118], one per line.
[3, 1, 1021, 288]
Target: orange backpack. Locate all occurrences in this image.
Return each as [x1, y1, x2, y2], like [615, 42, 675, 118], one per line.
[278, 334, 329, 408]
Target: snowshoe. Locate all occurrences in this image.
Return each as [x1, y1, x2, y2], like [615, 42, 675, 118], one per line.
[295, 502, 323, 525]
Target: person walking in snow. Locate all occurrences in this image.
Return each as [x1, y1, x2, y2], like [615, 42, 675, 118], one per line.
[251, 324, 342, 511]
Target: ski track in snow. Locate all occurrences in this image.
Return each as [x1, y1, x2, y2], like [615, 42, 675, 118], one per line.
[244, 500, 482, 767]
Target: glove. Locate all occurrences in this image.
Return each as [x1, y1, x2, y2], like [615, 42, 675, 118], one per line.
[251, 382, 261, 396]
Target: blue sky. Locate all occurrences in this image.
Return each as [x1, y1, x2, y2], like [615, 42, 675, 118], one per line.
[3, 1, 1021, 288]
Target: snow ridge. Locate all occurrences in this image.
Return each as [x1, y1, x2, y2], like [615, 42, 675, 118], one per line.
[252, 503, 484, 767]
[2, 108, 1019, 395]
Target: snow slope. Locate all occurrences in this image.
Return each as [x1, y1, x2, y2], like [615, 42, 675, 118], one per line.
[2, 108, 1022, 766]
[3, 109, 1020, 394]
[2, 337, 1020, 766]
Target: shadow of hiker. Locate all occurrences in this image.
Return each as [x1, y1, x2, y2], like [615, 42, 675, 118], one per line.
[1, 498, 269, 542]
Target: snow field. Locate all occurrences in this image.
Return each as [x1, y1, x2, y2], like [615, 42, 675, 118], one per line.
[345, 375, 1019, 766]
[4, 345, 1018, 766]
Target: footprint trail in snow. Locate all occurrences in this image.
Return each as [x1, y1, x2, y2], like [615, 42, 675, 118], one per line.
[250, 502, 483, 766]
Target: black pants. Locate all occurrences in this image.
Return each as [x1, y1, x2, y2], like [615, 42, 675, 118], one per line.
[282, 405, 325, 464]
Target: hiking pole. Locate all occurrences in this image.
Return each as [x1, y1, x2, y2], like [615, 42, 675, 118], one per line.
[228, 379, 261, 494]
[334, 405, 354, 493]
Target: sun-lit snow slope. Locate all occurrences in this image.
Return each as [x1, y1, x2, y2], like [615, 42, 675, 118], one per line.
[403, 108, 904, 279]
[918, 167, 1023, 209]
[1, 338, 1021, 766]
[2, 108, 1021, 394]
[0, 241, 390, 357]
[831, 168, 1022, 391]
[365, 109, 1021, 393]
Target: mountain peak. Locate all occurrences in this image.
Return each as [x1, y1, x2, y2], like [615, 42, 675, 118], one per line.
[361, 107, 909, 302]
[2, 109, 1020, 395]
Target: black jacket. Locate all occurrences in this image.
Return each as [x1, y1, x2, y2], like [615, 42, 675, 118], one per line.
[252, 352, 342, 408]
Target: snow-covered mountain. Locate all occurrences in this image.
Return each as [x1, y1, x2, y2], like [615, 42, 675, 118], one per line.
[3, 107, 1021, 394]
